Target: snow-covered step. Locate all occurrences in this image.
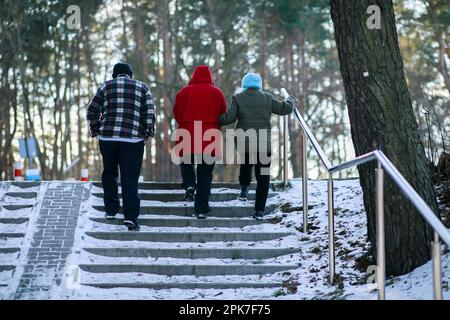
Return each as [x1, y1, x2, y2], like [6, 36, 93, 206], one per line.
[82, 281, 282, 290]
[79, 272, 286, 290]
[5, 192, 38, 199]
[91, 204, 277, 217]
[0, 265, 15, 272]
[0, 269, 15, 288]
[0, 233, 26, 239]
[0, 248, 20, 254]
[2, 205, 33, 211]
[0, 218, 29, 224]
[10, 182, 41, 189]
[0, 251, 19, 265]
[78, 264, 298, 276]
[91, 192, 276, 202]
[85, 231, 290, 242]
[90, 217, 264, 228]
[92, 182, 258, 190]
[83, 247, 298, 259]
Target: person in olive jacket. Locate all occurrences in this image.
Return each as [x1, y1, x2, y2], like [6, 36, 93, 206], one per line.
[220, 73, 297, 220]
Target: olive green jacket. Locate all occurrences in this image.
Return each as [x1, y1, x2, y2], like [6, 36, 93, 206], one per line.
[219, 90, 294, 155]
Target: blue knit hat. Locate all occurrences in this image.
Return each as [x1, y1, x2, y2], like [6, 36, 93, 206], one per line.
[242, 73, 262, 91]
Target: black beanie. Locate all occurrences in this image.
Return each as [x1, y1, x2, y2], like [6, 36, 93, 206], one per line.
[113, 62, 134, 79]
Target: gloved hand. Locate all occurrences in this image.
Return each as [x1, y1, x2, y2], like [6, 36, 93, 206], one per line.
[286, 95, 298, 107]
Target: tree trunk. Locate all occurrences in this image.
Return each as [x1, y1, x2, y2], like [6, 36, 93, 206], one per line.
[330, 0, 438, 276]
[155, 0, 175, 181]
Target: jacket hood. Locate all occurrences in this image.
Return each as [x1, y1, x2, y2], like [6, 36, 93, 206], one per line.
[189, 66, 214, 85]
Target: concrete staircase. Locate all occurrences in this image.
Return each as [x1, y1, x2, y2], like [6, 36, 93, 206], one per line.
[0, 182, 39, 290]
[77, 182, 299, 291]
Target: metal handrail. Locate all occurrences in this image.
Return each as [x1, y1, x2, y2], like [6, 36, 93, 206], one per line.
[292, 107, 332, 170]
[280, 88, 449, 300]
[330, 150, 450, 246]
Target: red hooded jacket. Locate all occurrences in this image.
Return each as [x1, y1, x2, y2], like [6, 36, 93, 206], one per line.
[173, 66, 226, 156]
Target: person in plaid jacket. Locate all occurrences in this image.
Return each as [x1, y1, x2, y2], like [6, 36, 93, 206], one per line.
[87, 62, 155, 231]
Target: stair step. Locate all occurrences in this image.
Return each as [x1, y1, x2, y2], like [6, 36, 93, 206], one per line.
[93, 182, 257, 190]
[83, 247, 298, 259]
[91, 192, 276, 202]
[82, 282, 282, 290]
[5, 192, 37, 199]
[79, 264, 298, 276]
[0, 248, 20, 254]
[0, 218, 29, 224]
[2, 205, 33, 211]
[11, 182, 41, 189]
[85, 231, 290, 242]
[0, 265, 15, 272]
[90, 217, 264, 228]
[91, 204, 278, 218]
[0, 233, 26, 239]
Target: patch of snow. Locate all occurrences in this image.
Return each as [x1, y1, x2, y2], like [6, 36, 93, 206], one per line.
[8, 180, 448, 300]
[0, 183, 47, 299]
[0, 207, 34, 219]
[2, 196, 36, 205]
[7, 185, 40, 193]
[0, 222, 28, 234]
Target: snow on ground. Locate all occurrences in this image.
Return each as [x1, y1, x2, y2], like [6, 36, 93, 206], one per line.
[0, 222, 28, 234]
[0, 207, 34, 219]
[7, 185, 40, 193]
[55, 179, 449, 300]
[0, 183, 8, 200]
[0, 183, 47, 300]
[2, 196, 36, 205]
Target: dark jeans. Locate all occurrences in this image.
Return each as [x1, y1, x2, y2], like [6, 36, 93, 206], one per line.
[99, 140, 144, 221]
[239, 153, 271, 212]
[180, 155, 215, 214]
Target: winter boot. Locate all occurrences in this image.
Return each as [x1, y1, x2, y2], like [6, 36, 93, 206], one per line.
[195, 212, 208, 220]
[237, 185, 249, 201]
[253, 210, 265, 221]
[105, 212, 118, 220]
[124, 219, 140, 231]
[183, 187, 196, 202]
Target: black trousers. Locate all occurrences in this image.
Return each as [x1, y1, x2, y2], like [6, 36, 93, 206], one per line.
[180, 155, 215, 214]
[239, 153, 271, 212]
[99, 140, 144, 221]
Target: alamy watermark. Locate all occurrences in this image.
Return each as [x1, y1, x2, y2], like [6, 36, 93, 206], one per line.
[366, 265, 378, 290]
[367, 5, 381, 30]
[66, 5, 81, 30]
[66, 265, 81, 290]
[170, 122, 272, 176]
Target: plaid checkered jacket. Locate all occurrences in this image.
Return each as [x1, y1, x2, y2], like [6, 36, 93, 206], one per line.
[87, 75, 156, 140]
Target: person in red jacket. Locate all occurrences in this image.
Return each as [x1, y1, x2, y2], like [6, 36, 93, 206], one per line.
[173, 66, 227, 219]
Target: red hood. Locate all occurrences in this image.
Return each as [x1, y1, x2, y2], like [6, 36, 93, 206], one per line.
[189, 66, 214, 85]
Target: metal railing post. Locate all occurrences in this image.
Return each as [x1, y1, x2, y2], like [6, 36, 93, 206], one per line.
[432, 231, 442, 300]
[327, 174, 335, 284]
[283, 116, 289, 188]
[376, 162, 386, 300]
[285, 90, 450, 299]
[302, 132, 308, 233]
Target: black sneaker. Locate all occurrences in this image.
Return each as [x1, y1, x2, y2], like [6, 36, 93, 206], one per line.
[105, 212, 118, 220]
[124, 220, 140, 231]
[253, 211, 265, 220]
[183, 187, 196, 202]
[196, 213, 207, 220]
[237, 186, 249, 201]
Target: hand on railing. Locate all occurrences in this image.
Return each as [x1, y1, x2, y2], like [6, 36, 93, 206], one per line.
[280, 88, 298, 109]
